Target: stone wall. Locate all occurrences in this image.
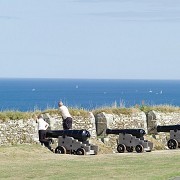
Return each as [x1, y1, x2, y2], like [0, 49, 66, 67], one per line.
[0, 119, 38, 145]
[0, 112, 96, 146]
[95, 111, 147, 136]
[1, 110, 180, 147]
[94, 110, 180, 151]
[95, 111, 147, 151]
[146, 111, 180, 147]
[147, 111, 180, 134]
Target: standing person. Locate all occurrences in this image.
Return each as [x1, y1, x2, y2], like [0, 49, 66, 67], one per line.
[58, 101, 72, 130]
[36, 114, 54, 152]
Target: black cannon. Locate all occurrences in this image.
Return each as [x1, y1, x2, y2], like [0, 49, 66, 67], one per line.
[106, 128, 146, 140]
[157, 125, 180, 132]
[45, 129, 98, 155]
[106, 128, 153, 153]
[46, 129, 90, 142]
[157, 125, 180, 149]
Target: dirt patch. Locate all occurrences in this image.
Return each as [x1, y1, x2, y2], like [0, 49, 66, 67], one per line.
[90, 139, 113, 154]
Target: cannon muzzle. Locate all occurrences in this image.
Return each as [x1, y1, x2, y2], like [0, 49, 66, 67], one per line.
[106, 128, 146, 139]
[46, 129, 90, 142]
[157, 125, 180, 132]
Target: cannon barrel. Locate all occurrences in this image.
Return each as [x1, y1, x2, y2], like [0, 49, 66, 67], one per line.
[157, 125, 180, 132]
[106, 128, 146, 138]
[46, 129, 91, 142]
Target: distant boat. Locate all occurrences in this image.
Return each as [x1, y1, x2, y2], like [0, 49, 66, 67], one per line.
[32, 88, 36, 91]
[75, 85, 78, 89]
[149, 90, 152, 93]
[156, 90, 163, 95]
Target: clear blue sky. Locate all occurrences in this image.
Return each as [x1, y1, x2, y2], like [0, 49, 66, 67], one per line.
[0, 0, 180, 79]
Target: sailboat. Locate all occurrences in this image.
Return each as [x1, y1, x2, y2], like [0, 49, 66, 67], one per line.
[149, 90, 152, 93]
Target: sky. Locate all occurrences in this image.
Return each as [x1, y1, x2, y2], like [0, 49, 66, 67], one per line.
[0, 0, 180, 79]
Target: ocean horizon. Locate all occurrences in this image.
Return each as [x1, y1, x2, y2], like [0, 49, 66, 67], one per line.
[0, 78, 180, 112]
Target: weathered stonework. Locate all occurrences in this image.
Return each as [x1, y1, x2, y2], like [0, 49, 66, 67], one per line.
[1, 110, 180, 150]
[147, 111, 180, 133]
[95, 111, 147, 151]
[0, 119, 38, 145]
[95, 111, 147, 136]
[0, 112, 97, 146]
[146, 111, 180, 148]
[95, 112, 108, 136]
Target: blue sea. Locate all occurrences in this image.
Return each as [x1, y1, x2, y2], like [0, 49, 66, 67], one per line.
[0, 78, 180, 112]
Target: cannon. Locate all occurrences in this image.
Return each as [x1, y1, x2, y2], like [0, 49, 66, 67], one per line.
[157, 125, 180, 149]
[157, 125, 180, 132]
[106, 128, 153, 153]
[106, 129, 146, 139]
[46, 129, 98, 155]
[46, 129, 91, 142]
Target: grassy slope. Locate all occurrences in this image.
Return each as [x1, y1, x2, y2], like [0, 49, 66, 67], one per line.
[0, 144, 180, 180]
[1, 105, 180, 121]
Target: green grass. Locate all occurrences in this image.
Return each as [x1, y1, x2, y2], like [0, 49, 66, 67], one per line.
[0, 108, 90, 121]
[139, 104, 180, 113]
[0, 144, 180, 180]
[0, 111, 33, 121]
[92, 107, 141, 116]
[93, 105, 180, 115]
[1, 105, 180, 121]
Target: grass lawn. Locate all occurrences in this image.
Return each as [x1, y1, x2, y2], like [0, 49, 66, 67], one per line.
[0, 144, 180, 180]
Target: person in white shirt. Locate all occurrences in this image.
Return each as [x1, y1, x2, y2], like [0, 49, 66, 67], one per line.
[36, 114, 49, 131]
[58, 101, 72, 130]
[36, 114, 54, 152]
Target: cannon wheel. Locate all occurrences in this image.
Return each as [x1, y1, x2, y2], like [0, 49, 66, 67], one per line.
[126, 146, 134, 152]
[135, 144, 144, 153]
[117, 144, 126, 153]
[55, 146, 66, 154]
[167, 139, 178, 149]
[76, 148, 86, 155]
